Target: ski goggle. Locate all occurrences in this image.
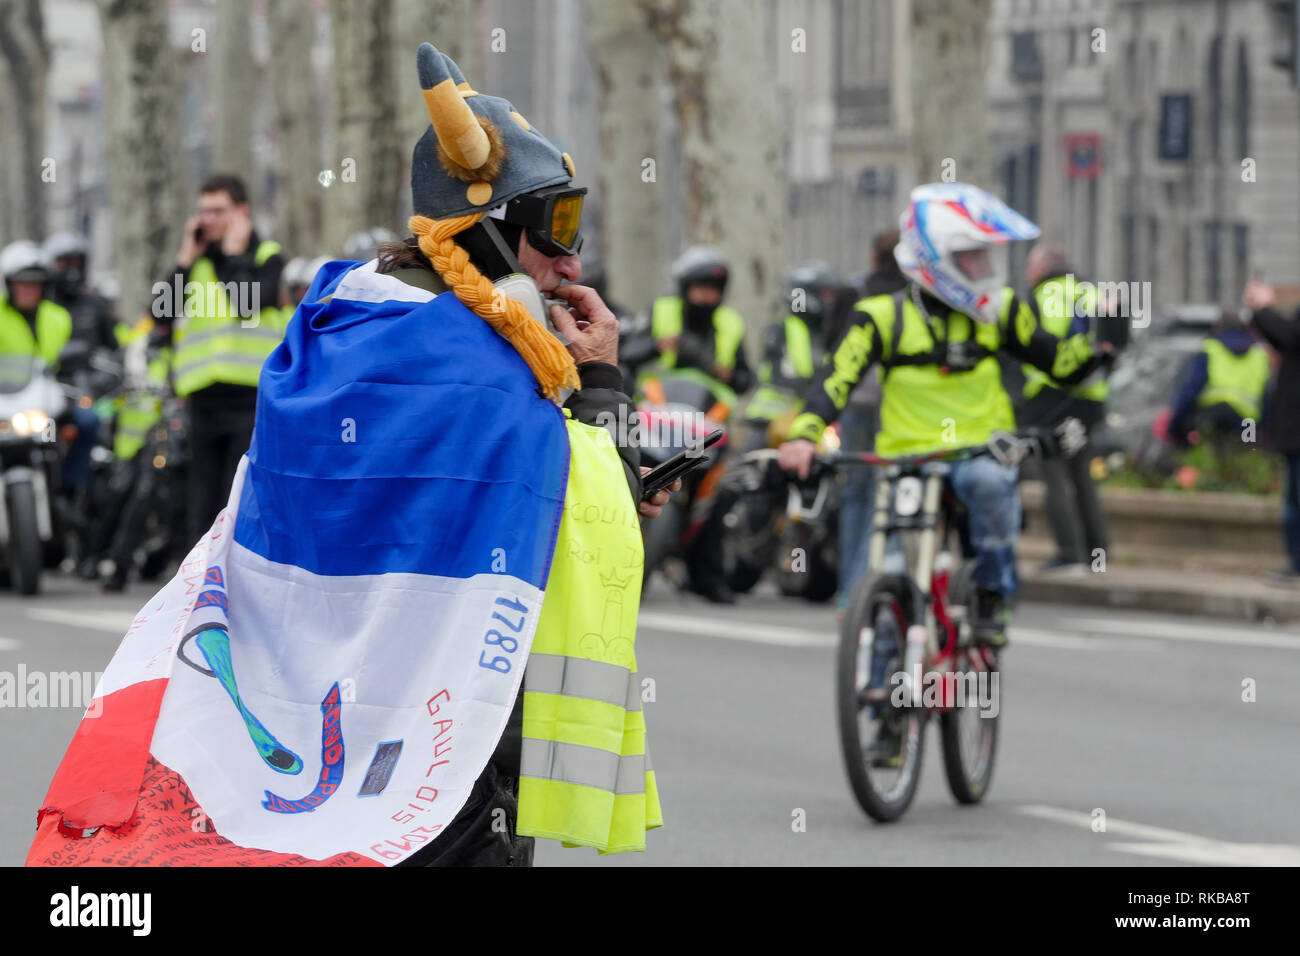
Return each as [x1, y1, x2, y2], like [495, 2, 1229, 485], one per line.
[503, 185, 587, 257]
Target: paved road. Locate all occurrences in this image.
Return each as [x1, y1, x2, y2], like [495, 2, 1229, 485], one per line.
[3, 574, 1299, 866]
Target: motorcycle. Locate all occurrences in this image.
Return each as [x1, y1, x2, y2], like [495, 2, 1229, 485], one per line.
[636, 368, 730, 591]
[0, 356, 67, 595]
[718, 425, 841, 601]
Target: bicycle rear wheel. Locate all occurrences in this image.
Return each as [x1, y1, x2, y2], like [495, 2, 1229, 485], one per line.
[939, 646, 1000, 804]
[836, 572, 926, 822]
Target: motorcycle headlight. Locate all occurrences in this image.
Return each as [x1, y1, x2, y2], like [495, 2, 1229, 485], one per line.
[11, 409, 51, 437]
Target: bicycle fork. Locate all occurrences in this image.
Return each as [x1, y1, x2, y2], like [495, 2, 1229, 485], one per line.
[865, 471, 945, 708]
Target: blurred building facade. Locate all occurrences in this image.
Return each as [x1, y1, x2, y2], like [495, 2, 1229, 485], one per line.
[30, 0, 1300, 315]
[989, 0, 1300, 309]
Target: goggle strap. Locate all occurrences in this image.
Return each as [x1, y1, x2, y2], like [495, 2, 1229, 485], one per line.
[478, 217, 528, 278]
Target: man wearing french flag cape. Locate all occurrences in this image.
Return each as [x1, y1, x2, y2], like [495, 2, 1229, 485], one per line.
[28, 41, 668, 867]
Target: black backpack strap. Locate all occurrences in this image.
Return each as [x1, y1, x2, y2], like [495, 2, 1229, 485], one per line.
[881, 289, 910, 377]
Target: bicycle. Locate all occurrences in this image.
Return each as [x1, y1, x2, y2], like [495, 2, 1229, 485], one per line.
[830, 428, 1057, 822]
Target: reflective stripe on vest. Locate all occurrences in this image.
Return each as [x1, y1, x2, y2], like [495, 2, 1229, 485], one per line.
[172, 240, 284, 396]
[0, 298, 73, 367]
[517, 415, 662, 853]
[1198, 339, 1270, 420]
[869, 293, 1015, 458]
[1022, 276, 1107, 403]
[650, 296, 746, 370]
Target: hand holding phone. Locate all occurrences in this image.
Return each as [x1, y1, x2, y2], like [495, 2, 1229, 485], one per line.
[640, 429, 724, 502]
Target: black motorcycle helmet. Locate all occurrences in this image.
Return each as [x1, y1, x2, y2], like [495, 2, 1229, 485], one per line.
[672, 246, 729, 299]
[786, 262, 840, 321]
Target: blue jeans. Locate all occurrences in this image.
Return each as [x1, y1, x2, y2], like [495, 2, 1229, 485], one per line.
[949, 456, 1021, 596]
[61, 405, 100, 490]
[1284, 453, 1300, 574]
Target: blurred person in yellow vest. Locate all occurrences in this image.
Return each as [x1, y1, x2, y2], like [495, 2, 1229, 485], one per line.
[1167, 307, 1270, 450]
[1019, 243, 1122, 572]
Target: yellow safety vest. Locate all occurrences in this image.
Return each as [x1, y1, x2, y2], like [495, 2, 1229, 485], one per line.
[650, 296, 746, 371]
[517, 413, 662, 853]
[114, 351, 171, 461]
[172, 241, 286, 396]
[0, 297, 72, 367]
[1022, 275, 1107, 403]
[1198, 339, 1270, 421]
[746, 314, 817, 422]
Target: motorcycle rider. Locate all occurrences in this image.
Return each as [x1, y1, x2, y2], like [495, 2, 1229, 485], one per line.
[740, 262, 840, 452]
[43, 231, 128, 353]
[650, 246, 755, 398]
[645, 247, 754, 604]
[97, 338, 176, 592]
[0, 241, 100, 509]
[778, 183, 1111, 647]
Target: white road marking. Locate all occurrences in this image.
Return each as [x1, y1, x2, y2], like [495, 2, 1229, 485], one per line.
[24, 608, 135, 635]
[0, 637, 21, 651]
[637, 611, 834, 647]
[1067, 616, 1300, 650]
[1008, 628, 1147, 650]
[1017, 804, 1300, 866]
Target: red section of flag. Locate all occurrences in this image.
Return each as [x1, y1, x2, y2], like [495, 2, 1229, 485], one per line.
[27, 755, 380, 866]
[35, 678, 169, 831]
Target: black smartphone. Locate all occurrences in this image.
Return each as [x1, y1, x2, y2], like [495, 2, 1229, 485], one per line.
[640, 429, 724, 502]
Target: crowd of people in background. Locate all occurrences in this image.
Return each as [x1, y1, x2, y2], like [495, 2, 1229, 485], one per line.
[1, 172, 1298, 600]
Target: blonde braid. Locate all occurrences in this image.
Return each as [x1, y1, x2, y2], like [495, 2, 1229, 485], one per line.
[409, 212, 580, 401]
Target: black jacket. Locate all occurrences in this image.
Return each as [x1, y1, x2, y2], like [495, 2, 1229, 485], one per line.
[1250, 306, 1300, 453]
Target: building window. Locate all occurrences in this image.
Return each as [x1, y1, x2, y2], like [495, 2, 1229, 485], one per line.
[1011, 31, 1043, 81]
[835, 0, 892, 126]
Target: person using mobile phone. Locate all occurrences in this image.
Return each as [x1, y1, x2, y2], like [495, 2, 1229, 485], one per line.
[153, 173, 287, 562]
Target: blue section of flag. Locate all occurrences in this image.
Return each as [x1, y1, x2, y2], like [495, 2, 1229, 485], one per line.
[233, 262, 570, 587]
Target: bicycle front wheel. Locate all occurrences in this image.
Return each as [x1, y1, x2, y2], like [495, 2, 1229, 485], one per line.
[836, 572, 926, 822]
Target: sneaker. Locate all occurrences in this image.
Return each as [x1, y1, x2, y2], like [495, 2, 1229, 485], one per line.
[972, 589, 1010, 647]
[865, 721, 902, 768]
[101, 565, 128, 593]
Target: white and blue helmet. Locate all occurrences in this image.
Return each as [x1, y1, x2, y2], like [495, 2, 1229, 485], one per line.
[894, 182, 1040, 324]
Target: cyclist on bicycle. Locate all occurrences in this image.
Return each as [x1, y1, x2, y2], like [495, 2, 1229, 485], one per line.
[778, 183, 1111, 647]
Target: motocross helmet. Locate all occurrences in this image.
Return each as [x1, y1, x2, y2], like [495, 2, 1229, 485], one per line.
[894, 182, 1040, 324]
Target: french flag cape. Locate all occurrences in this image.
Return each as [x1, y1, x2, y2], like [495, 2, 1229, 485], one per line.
[28, 261, 573, 866]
